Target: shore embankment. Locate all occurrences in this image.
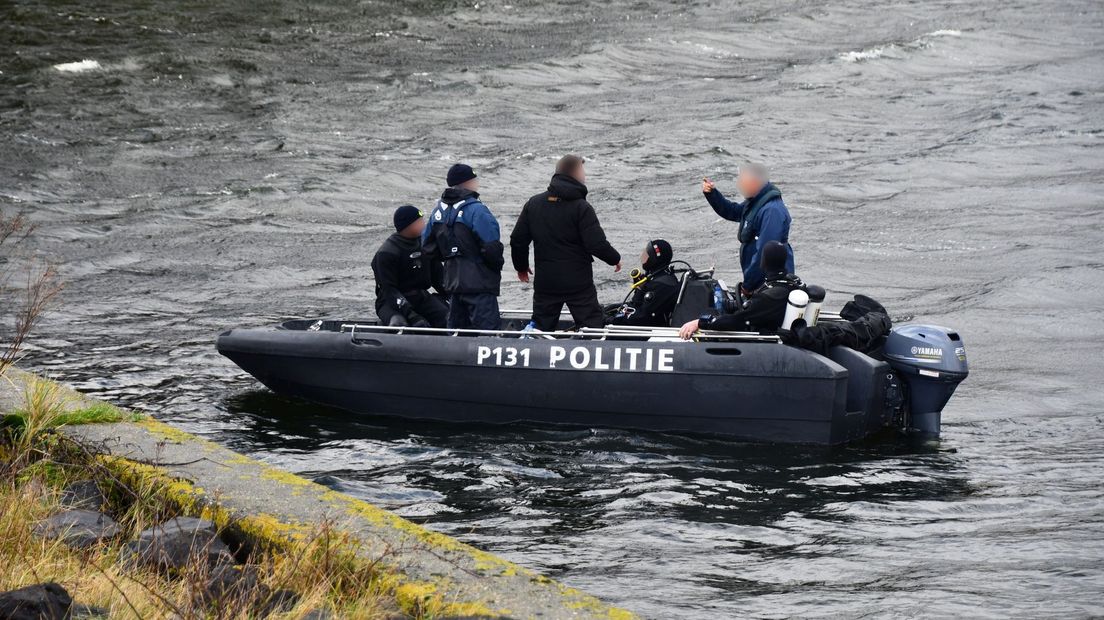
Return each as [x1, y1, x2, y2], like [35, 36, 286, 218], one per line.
[0, 367, 635, 619]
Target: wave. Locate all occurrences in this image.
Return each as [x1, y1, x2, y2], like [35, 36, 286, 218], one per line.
[53, 59, 101, 73]
[840, 29, 963, 63]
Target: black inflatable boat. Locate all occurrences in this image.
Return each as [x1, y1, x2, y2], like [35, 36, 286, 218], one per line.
[217, 306, 969, 445]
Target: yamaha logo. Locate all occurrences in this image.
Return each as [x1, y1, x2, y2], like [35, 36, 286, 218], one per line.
[911, 346, 943, 357]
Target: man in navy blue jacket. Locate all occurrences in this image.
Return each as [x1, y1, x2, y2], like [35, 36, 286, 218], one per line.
[423, 163, 504, 330]
[702, 163, 794, 295]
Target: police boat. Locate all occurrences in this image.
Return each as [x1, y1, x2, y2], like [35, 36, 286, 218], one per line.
[216, 275, 968, 445]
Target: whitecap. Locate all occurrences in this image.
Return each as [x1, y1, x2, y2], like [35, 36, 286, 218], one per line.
[926, 29, 962, 37]
[54, 59, 101, 73]
[840, 47, 887, 63]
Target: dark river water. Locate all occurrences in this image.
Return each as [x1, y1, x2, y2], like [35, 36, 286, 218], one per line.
[4, 0, 1104, 617]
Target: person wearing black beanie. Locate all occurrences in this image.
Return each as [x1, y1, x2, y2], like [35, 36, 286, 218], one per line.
[423, 163, 504, 330]
[608, 239, 680, 327]
[371, 205, 449, 328]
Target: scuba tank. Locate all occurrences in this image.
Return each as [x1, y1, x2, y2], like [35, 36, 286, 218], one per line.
[804, 285, 826, 327]
[782, 289, 809, 330]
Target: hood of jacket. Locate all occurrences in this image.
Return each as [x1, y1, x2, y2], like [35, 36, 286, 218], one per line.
[440, 187, 479, 204]
[547, 173, 587, 201]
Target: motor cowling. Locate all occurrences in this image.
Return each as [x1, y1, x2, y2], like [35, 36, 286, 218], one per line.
[883, 325, 969, 436]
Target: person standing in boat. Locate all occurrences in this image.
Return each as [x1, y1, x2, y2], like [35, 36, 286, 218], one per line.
[702, 162, 794, 296]
[423, 164, 504, 330]
[371, 205, 449, 328]
[607, 239, 680, 327]
[678, 241, 803, 339]
[510, 155, 621, 331]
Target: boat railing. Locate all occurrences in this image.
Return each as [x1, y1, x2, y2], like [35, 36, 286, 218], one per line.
[339, 323, 781, 343]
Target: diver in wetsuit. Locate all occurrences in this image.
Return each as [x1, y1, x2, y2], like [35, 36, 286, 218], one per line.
[678, 240, 803, 339]
[608, 239, 680, 327]
[371, 205, 449, 328]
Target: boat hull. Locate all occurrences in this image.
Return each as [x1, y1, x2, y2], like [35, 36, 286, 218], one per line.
[217, 323, 896, 445]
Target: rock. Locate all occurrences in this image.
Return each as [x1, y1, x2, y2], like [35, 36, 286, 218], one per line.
[33, 510, 121, 549]
[0, 582, 73, 620]
[193, 566, 300, 615]
[259, 588, 299, 615]
[195, 564, 267, 607]
[59, 480, 105, 511]
[300, 610, 333, 620]
[120, 517, 234, 573]
[71, 603, 111, 618]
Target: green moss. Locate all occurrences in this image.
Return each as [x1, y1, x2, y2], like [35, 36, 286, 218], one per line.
[2, 402, 140, 434]
[55, 402, 142, 426]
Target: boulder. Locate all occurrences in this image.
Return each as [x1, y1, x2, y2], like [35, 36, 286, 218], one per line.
[194, 565, 300, 615]
[120, 517, 234, 573]
[0, 582, 73, 620]
[59, 480, 105, 511]
[33, 510, 121, 549]
[194, 564, 266, 607]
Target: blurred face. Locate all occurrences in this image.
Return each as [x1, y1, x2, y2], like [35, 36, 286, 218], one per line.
[461, 178, 480, 191]
[737, 170, 764, 198]
[575, 164, 586, 184]
[640, 249, 649, 266]
[403, 216, 426, 238]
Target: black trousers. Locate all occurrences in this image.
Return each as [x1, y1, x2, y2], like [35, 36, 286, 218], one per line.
[532, 286, 604, 332]
[378, 291, 449, 328]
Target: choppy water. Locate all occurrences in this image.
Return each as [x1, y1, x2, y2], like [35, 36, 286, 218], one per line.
[3, 0, 1104, 617]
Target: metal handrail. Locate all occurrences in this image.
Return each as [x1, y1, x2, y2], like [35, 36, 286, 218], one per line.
[340, 323, 781, 343]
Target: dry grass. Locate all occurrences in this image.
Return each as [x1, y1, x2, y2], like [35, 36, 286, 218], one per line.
[0, 376, 402, 619]
[0, 208, 63, 374]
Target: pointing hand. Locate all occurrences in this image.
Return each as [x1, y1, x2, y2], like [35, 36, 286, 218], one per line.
[614, 261, 622, 273]
[702, 177, 716, 193]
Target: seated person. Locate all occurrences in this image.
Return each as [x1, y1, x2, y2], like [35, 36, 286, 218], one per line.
[608, 239, 680, 327]
[679, 241, 802, 339]
[371, 205, 449, 328]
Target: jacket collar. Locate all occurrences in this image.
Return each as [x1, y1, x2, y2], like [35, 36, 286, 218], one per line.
[441, 187, 479, 204]
[548, 173, 587, 200]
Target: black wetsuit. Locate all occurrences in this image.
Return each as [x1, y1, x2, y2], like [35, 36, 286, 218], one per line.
[609, 269, 680, 327]
[705, 272, 804, 332]
[371, 233, 448, 327]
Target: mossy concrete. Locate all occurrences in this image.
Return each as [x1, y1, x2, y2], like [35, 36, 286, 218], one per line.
[0, 369, 637, 619]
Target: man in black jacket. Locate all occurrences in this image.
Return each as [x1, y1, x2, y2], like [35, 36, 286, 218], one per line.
[371, 205, 448, 328]
[510, 155, 621, 331]
[678, 241, 802, 339]
[608, 239, 680, 327]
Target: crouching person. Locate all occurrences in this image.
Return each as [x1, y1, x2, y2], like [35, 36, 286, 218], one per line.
[372, 205, 449, 328]
[608, 239, 680, 327]
[679, 241, 802, 339]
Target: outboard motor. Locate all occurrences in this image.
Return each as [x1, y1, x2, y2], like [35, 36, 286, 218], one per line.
[883, 325, 969, 436]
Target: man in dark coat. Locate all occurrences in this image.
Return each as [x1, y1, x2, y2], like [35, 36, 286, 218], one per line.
[608, 239, 680, 327]
[510, 155, 621, 331]
[371, 205, 448, 327]
[702, 163, 794, 294]
[423, 163, 504, 330]
[678, 241, 802, 339]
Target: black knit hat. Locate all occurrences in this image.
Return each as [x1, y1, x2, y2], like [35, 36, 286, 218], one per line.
[761, 240, 788, 273]
[393, 205, 423, 232]
[643, 239, 673, 273]
[446, 163, 477, 187]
